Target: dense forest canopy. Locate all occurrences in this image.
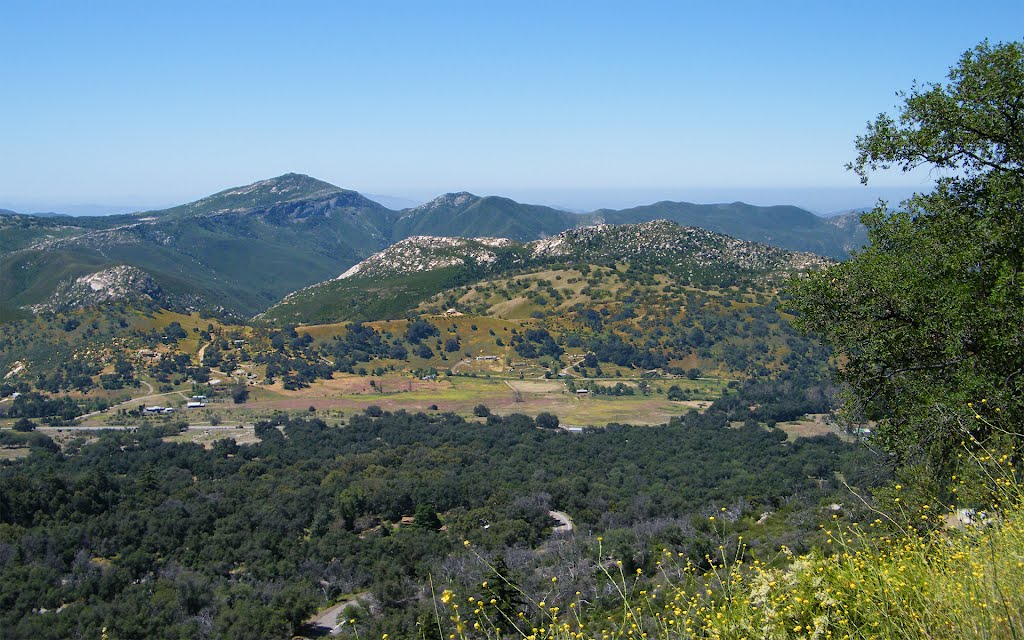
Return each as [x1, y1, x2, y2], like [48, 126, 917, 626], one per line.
[0, 376, 883, 639]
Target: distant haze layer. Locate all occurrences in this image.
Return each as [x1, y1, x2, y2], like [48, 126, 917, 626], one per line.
[3, 184, 922, 218]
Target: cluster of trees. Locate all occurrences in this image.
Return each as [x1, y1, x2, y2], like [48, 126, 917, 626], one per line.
[712, 365, 836, 424]
[0, 376, 884, 638]
[32, 359, 102, 393]
[327, 322, 396, 367]
[511, 328, 563, 359]
[0, 380, 30, 398]
[259, 352, 334, 389]
[568, 378, 636, 396]
[0, 391, 111, 423]
[150, 353, 196, 383]
[404, 319, 440, 344]
[99, 358, 135, 390]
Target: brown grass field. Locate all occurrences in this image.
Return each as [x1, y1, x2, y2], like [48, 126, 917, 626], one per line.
[232, 373, 724, 427]
[0, 447, 31, 460]
[775, 413, 854, 442]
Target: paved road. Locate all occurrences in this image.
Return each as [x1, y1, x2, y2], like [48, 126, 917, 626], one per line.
[549, 510, 575, 534]
[304, 594, 368, 637]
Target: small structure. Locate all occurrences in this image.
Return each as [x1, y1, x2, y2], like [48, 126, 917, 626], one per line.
[191, 395, 207, 401]
[144, 406, 165, 414]
[575, 389, 590, 395]
[187, 401, 206, 409]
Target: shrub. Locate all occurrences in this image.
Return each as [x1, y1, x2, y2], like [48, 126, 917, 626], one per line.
[12, 417, 35, 432]
[535, 412, 559, 429]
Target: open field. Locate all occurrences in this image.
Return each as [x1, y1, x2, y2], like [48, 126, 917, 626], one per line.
[247, 375, 519, 416]
[0, 447, 31, 460]
[775, 413, 854, 442]
[42, 369, 733, 430]
[163, 424, 260, 448]
[236, 373, 722, 427]
[6, 351, 744, 431]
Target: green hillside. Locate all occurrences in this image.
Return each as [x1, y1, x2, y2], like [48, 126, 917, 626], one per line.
[0, 175, 398, 317]
[0, 212, 90, 253]
[591, 201, 868, 258]
[393, 193, 867, 258]
[262, 220, 829, 325]
[0, 174, 863, 320]
[393, 192, 577, 241]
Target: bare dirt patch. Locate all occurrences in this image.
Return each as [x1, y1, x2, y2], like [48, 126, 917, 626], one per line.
[669, 399, 712, 410]
[163, 426, 260, 449]
[776, 414, 853, 442]
[506, 380, 565, 394]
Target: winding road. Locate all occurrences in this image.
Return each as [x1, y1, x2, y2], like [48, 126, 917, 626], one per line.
[549, 510, 575, 534]
[304, 593, 369, 637]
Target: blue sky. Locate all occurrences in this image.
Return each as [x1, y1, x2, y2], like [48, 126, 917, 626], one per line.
[1, 1, 1021, 213]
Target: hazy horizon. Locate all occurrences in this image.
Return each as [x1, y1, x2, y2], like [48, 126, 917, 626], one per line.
[2, 2, 1019, 216]
[1, 182, 923, 218]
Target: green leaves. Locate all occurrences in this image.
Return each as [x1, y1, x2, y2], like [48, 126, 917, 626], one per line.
[791, 40, 1024, 480]
[851, 40, 1024, 183]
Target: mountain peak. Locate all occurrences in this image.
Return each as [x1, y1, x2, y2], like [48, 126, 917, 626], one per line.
[412, 192, 480, 212]
[213, 173, 342, 202]
[139, 173, 350, 221]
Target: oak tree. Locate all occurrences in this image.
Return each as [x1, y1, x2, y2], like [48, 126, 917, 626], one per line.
[788, 41, 1024, 478]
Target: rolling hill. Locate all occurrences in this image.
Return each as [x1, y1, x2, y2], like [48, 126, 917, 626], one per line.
[392, 192, 578, 241]
[262, 220, 830, 325]
[590, 201, 868, 258]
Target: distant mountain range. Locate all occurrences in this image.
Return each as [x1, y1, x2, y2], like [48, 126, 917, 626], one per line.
[0, 173, 865, 319]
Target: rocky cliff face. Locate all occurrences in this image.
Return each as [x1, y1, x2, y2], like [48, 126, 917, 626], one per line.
[336, 235, 514, 280]
[30, 266, 165, 313]
[530, 220, 832, 272]
[331, 220, 831, 282]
